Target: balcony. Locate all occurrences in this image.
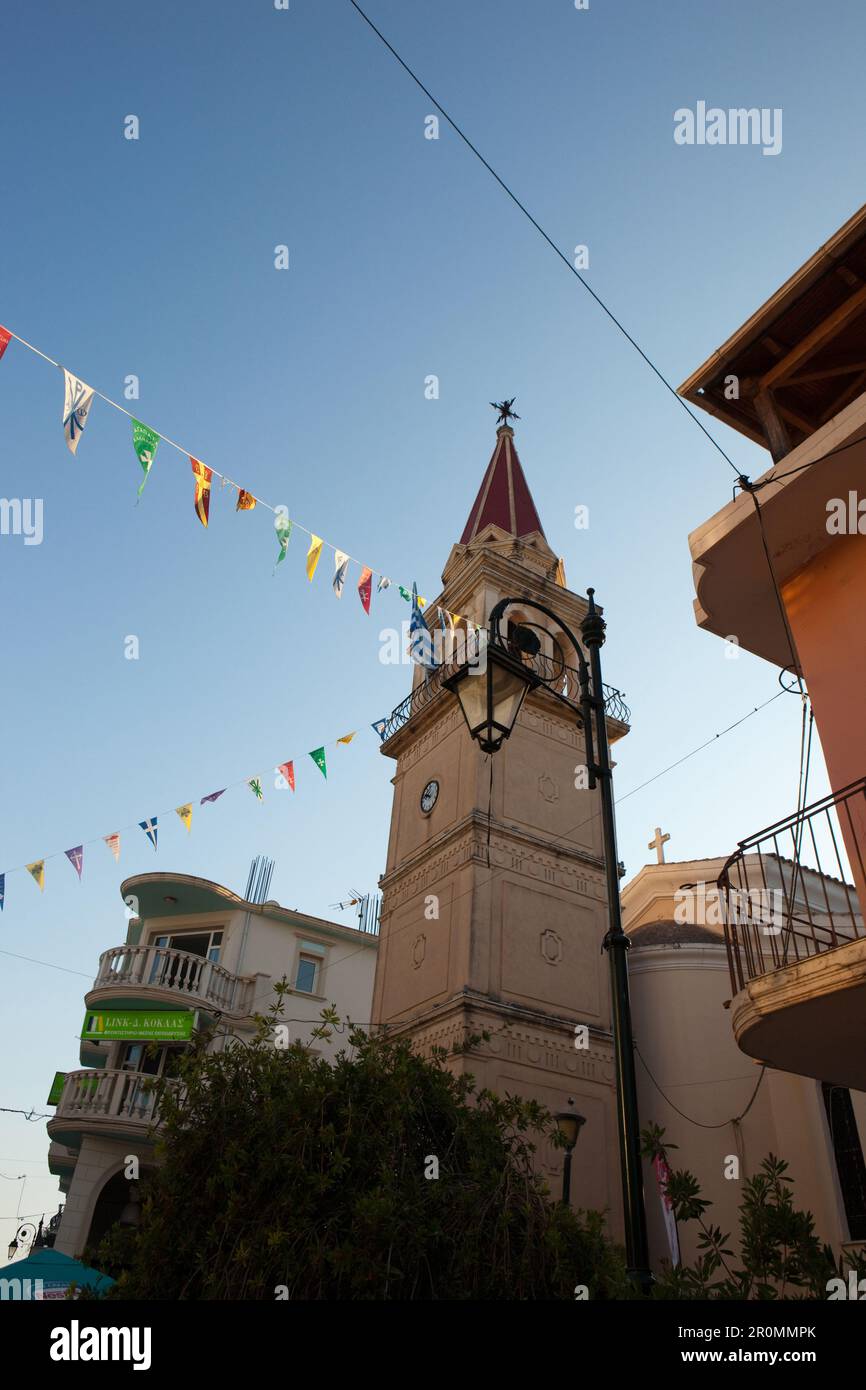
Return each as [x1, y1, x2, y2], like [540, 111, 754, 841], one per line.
[379, 641, 630, 745]
[47, 1068, 170, 1150]
[86, 944, 258, 1018]
[718, 777, 866, 1089]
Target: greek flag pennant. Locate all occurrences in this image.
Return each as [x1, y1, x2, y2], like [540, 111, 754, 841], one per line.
[409, 582, 437, 669]
[62, 371, 95, 455]
[371, 718, 388, 741]
[131, 420, 159, 498]
[139, 818, 158, 850]
[65, 846, 84, 880]
[333, 550, 349, 598]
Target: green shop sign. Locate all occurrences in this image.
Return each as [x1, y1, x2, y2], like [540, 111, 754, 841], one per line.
[46, 1071, 67, 1106]
[81, 1010, 194, 1041]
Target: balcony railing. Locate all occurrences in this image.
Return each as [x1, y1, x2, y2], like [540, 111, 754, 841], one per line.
[91, 944, 255, 1015]
[52, 1068, 169, 1130]
[378, 641, 630, 743]
[718, 777, 866, 994]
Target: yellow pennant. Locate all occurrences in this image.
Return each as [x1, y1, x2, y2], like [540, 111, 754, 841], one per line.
[306, 535, 324, 581]
[176, 804, 193, 833]
[337, 731, 356, 745]
[27, 860, 45, 892]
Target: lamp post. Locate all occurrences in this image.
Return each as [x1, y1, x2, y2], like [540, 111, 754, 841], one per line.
[444, 589, 652, 1294]
[554, 1110, 586, 1206]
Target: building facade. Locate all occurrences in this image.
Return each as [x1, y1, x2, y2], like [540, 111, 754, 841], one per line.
[681, 202, 866, 1090]
[622, 856, 866, 1272]
[47, 873, 378, 1259]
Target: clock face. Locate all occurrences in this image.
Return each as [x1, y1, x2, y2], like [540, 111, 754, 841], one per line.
[420, 780, 439, 814]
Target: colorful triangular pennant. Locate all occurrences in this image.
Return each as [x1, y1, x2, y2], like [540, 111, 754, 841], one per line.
[333, 550, 349, 598]
[275, 511, 293, 566]
[306, 535, 324, 581]
[309, 747, 327, 779]
[247, 777, 264, 800]
[62, 371, 95, 455]
[190, 458, 212, 528]
[200, 789, 226, 804]
[104, 833, 120, 862]
[236, 489, 257, 511]
[139, 818, 158, 850]
[27, 860, 45, 892]
[277, 760, 295, 792]
[176, 804, 193, 832]
[65, 846, 84, 880]
[131, 420, 159, 498]
[358, 566, 373, 614]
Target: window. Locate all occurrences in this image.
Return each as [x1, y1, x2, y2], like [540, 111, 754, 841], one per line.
[295, 955, 319, 994]
[822, 1082, 866, 1240]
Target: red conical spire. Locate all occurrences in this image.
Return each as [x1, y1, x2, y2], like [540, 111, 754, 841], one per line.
[460, 425, 545, 545]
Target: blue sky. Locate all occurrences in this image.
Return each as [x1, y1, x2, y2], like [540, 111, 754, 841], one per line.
[1, 0, 862, 1245]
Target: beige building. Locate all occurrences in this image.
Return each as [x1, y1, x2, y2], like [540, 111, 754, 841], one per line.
[623, 853, 866, 1271]
[47, 872, 378, 1258]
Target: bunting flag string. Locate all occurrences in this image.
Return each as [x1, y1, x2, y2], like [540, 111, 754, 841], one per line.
[0, 721, 386, 909]
[0, 322, 494, 630]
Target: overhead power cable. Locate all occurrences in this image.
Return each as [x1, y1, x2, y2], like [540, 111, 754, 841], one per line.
[346, 0, 740, 478]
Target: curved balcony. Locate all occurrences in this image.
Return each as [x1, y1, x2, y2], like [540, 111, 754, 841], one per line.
[719, 777, 866, 1089]
[86, 944, 257, 1018]
[47, 1068, 170, 1150]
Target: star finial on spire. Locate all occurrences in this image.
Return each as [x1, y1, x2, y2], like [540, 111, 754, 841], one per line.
[490, 398, 520, 427]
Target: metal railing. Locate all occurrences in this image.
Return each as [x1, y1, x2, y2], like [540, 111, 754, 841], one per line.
[718, 776, 866, 994]
[92, 944, 255, 1014]
[378, 642, 630, 743]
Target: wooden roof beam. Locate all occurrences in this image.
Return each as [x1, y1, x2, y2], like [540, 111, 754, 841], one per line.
[760, 283, 866, 391]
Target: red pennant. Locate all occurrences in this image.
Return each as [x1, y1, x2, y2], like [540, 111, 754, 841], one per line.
[278, 760, 295, 792]
[358, 566, 373, 614]
[0, 326, 12, 361]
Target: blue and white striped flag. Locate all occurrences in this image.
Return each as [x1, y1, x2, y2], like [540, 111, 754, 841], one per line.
[409, 582, 437, 669]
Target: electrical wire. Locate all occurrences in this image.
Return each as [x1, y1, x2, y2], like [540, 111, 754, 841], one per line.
[637, 1045, 767, 1130]
[345, 0, 740, 479]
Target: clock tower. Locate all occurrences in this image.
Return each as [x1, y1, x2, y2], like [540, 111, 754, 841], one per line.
[371, 420, 630, 1235]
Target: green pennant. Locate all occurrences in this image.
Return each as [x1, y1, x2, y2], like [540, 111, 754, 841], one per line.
[398, 585, 411, 601]
[132, 419, 160, 497]
[275, 513, 293, 566]
[309, 747, 327, 779]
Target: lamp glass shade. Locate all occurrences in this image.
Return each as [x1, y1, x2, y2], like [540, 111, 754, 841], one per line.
[554, 1111, 586, 1150]
[447, 645, 535, 753]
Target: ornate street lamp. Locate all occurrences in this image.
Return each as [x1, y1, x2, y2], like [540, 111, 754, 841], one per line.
[443, 632, 541, 753]
[444, 589, 652, 1294]
[554, 1110, 586, 1206]
[7, 1221, 37, 1262]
